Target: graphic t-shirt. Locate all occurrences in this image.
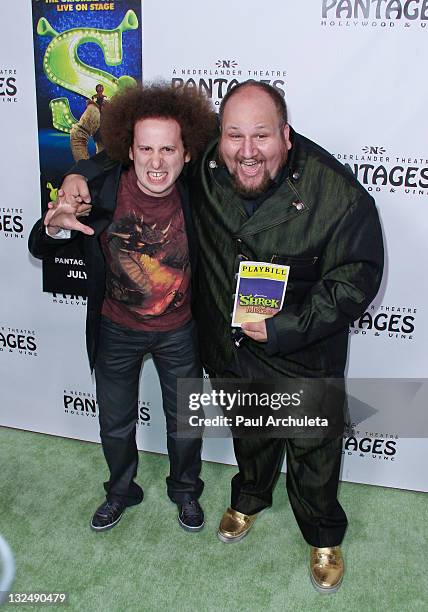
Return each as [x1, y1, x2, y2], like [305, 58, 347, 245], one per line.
[101, 166, 191, 331]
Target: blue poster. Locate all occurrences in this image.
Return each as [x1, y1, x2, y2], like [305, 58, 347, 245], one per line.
[31, 0, 143, 295]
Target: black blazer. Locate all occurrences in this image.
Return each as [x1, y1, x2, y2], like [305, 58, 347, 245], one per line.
[28, 153, 198, 370]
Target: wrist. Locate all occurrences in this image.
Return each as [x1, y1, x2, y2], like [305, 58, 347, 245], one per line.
[46, 225, 61, 237]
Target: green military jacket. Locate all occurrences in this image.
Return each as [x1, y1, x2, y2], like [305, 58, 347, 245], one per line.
[189, 128, 384, 378]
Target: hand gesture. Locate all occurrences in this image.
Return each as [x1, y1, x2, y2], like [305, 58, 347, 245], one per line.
[44, 200, 94, 236]
[47, 195, 92, 218]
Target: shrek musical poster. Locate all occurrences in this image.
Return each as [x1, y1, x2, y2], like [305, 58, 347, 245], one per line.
[31, 0, 142, 295]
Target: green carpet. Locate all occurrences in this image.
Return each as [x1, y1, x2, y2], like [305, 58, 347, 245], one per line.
[0, 427, 426, 612]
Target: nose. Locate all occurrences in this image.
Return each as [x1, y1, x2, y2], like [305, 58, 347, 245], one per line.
[151, 151, 162, 169]
[241, 136, 257, 159]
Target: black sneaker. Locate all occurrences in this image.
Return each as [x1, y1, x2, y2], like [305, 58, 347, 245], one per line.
[178, 500, 205, 532]
[90, 500, 125, 532]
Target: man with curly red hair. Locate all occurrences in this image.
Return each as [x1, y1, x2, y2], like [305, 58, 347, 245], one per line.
[29, 84, 217, 533]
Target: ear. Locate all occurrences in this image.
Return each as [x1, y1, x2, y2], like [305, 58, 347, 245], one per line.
[129, 146, 134, 162]
[184, 151, 191, 163]
[282, 124, 292, 151]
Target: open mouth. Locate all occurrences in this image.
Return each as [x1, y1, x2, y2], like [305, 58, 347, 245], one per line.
[148, 171, 168, 183]
[239, 160, 263, 177]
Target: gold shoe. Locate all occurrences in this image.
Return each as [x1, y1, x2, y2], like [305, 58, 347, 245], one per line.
[217, 507, 258, 543]
[310, 546, 344, 593]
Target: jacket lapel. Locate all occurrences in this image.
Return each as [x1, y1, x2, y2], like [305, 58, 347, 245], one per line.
[176, 178, 198, 274]
[237, 179, 309, 237]
[88, 164, 122, 236]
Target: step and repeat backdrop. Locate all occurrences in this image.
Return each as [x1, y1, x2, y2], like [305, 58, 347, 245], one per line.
[0, 0, 427, 492]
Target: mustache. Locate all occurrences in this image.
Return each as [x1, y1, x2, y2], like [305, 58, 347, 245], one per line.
[217, 151, 266, 167]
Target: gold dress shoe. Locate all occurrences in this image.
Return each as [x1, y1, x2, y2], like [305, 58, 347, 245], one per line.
[310, 546, 344, 593]
[217, 507, 258, 543]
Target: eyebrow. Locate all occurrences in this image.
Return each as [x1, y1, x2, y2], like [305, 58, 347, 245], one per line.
[137, 143, 177, 147]
[226, 124, 270, 130]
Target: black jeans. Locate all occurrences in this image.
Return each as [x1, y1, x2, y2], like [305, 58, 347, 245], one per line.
[220, 345, 347, 548]
[94, 317, 204, 507]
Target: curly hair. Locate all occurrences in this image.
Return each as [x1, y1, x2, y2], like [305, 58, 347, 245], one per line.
[100, 82, 217, 164]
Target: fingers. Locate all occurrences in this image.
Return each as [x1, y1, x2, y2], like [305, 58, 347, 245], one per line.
[61, 175, 92, 204]
[69, 218, 94, 235]
[44, 201, 74, 225]
[241, 329, 262, 341]
[47, 199, 63, 211]
[241, 321, 268, 342]
[44, 202, 94, 236]
[75, 203, 92, 217]
[49, 193, 92, 218]
[44, 208, 57, 227]
[56, 188, 82, 206]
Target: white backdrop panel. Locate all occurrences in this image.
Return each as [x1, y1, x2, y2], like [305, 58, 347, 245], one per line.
[0, 0, 426, 493]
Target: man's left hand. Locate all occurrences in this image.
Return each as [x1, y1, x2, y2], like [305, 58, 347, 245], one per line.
[241, 321, 267, 342]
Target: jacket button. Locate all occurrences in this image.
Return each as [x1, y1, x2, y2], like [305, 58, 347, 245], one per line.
[291, 201, 304, 211]
[292, 171, 300, 180]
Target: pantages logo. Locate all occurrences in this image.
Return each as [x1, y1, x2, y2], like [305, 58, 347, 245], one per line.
[333, 145, 428, 197]
[170, 58, 287, 108]
[50, 292, 87, 307]
[321, 0, 428, 28]
[350, 303, 417, 341]
[0, 325, 37, 357]
[343, 426, 398, 461]
[0, 68, 18, 103]
[0, 207, 24, 239]
[63, 389, 98, 419]
[54, 256, 87, 281]
[63, 389, 151, 426]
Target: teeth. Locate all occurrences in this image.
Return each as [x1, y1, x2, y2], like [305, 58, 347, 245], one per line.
[148, 171, 167, 182]
[240, 161, 259, 166]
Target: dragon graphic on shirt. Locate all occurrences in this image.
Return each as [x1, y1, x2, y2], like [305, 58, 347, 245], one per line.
[105, 211, 189, 317]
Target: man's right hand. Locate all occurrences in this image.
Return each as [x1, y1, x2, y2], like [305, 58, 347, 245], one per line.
[44, 172, 94, 236]
[60, 173, 92, 204]
[48, 197, 92, 218]
[45, 201, 94, 236]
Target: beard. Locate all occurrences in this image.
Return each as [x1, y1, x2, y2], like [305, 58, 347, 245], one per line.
[218, 143, 288, 199]
[231, 166, 273, 199]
